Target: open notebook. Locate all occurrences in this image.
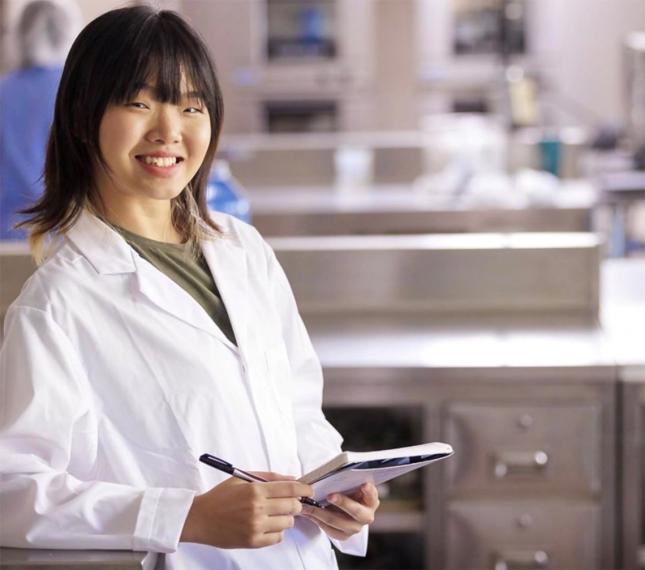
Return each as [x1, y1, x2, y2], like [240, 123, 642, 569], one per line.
[299, 442, 454, 504]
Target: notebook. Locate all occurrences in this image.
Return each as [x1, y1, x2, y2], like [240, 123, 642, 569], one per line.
[299, 442, 454, 504]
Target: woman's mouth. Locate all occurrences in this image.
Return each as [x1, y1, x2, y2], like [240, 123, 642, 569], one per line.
[135, 155, 184, 177]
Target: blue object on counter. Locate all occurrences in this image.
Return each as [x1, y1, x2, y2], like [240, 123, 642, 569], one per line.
[206, 160, 251, 223]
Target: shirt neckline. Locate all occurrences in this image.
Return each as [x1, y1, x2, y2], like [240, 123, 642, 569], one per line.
[111, 223, 190, 253]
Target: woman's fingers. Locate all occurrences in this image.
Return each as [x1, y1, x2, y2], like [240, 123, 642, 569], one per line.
[301, 504, 363, 534]
[298, 483, 380, 540]
[250, 470, 296, 482]
[302, 514, 354, 541]
[325, 491, 376, 525]
[263, 514, 296, 533]
[251, 531, 285, 548]
[354, 482, 380, 510]
[243, 479, 311, 501]
[264, 497, 303, 516]
[264, 480, 313, 499]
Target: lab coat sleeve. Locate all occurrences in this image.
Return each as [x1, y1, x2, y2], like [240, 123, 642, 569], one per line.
[262, 240, 368, 556]
[0, 304, 195, 552]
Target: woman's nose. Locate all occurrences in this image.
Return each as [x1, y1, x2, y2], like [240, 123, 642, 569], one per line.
[146, 107, 182, 144]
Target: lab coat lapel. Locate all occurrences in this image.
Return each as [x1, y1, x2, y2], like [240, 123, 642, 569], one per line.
[132, 254, 238, 351]
[199, 237, 250, 355]
[67, 210, 242, 350]
[201, 236, 292, 471]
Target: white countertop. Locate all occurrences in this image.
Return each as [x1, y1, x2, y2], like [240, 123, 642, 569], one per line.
[268, 232, 600, 251]
[600, 259, 645, 377]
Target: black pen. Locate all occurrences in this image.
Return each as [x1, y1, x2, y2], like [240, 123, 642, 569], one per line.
[199, 453, 325, 509]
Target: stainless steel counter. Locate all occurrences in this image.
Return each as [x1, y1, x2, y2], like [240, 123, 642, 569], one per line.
[0, 548, 156, 569]
[297, 258, 643, 371]
[304, 312, 610, 370]
[270, 232, 601, 316]
[249, 183, 596, 236]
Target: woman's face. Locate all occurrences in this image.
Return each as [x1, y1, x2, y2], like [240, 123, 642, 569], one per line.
[95, 75, 211, 205]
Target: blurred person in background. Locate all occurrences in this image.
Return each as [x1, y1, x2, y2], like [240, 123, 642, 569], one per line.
[0, 0, 79, 240]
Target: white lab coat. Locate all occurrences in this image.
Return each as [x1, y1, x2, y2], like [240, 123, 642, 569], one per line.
[0, 210, 367, 569]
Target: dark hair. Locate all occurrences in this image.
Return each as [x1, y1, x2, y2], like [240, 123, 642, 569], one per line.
[19, 6, 224, 260]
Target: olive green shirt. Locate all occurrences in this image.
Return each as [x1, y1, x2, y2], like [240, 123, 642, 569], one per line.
[113, 225, 237, 346]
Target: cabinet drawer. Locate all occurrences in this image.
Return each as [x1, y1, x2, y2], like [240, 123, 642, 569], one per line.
[446, 501, 601, 570]
[445, 402, 601, 496]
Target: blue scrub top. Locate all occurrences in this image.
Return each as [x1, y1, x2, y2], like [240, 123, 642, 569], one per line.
[0, 66, 62, 240]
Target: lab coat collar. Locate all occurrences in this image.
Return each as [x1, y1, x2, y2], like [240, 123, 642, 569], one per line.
[66, 210, 249, 351]
[66, 209, 137, 275]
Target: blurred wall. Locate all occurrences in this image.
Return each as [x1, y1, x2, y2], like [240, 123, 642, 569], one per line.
[374, 0, 417, 130]
[532, 0, 645, 126]
[181, 0, 258, 134]
[419, 0, 645, 128]
[2, 0, 644, 130]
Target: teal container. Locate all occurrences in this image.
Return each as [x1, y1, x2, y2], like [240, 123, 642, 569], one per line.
[538, 135, 562, 177]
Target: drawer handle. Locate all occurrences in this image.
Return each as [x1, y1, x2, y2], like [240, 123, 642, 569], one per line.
[516, 513, 534, 529]
[493, 450, 549, 478]
[494, 550, 550, 570]
[517, 413, 535, 430]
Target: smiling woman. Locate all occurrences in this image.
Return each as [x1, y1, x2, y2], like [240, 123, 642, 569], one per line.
[16, 6, 224, 256]
[0, 5, 378, 570]
[95, 77, 212, 243]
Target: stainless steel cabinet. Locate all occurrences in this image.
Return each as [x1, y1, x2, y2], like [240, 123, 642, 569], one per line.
[446, 501, 601, 570]
[619, 375, 645, 570]
[445, 402, 602, 496]
[444, 401, 607, 570]
[321, 367, 616, 570]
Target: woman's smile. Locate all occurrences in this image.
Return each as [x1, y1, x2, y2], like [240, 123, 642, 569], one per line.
[135, 152, 186, 178]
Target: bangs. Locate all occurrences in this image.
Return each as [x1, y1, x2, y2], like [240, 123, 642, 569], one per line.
[107, 11, 216, 107]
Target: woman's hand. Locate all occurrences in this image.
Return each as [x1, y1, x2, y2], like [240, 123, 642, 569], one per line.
[180, 472, 314, 549]
[299, 482, 380, 541]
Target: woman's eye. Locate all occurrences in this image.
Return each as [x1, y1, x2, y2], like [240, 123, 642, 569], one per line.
[184, 106, 203, 114]
[129, 102, 149, 110]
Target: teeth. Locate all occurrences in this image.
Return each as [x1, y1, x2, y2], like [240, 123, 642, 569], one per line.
[141, 156, 177, 167]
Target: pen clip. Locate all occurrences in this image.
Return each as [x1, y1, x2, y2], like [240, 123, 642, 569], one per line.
[199, 453, 234, 474]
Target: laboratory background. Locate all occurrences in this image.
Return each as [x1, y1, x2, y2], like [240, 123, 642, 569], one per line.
[1, 0, 645, 568]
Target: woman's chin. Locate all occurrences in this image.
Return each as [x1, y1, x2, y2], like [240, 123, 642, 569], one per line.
[141, 184, 188, 202]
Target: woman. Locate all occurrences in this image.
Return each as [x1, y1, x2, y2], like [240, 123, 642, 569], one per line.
[0, 7, 378, 569]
